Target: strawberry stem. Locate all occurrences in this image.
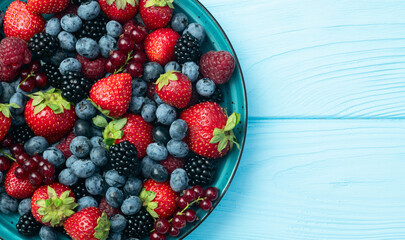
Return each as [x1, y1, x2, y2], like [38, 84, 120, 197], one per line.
[0, 149, 16, 162]
[113, 51, 133, 75]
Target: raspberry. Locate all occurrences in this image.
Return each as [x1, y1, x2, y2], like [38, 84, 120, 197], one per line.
[99, 197, 121, 217]
[199, 51, 235, 85]
[54, 4, 78, 20]
[146, 80, 156, 100]
[0, 62, 19, 82]
[160, 155, 185, 174]
[0, 37, 31, 71]
[56, 132, 76, 158]
[76, 54, 106, 80]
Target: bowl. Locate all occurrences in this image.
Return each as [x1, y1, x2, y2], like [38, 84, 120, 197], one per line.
[0, 0, 248, 239]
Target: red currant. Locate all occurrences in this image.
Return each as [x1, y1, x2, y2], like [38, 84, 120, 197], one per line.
[184, 209, 197, 223]
[0, 156, 10, 171]
[118, 35, 135, 53]
[176, 196, 188, 209]
[38, 160, 48, 168]
[134, 42, 144, 51]
[16, 153, 29, 165]
[150, 231, 165, 240]
[14, 166, 28, 179]
[199, 199, 212, 211]
[43, 175, 55, 185]
[35, 72, 48, 88]
[0, 135, 13, 148]
[154, 218, 170, 234]
[125, 62, 143, 78]
[29, 171, 43, 186]
[19, 76, 35, 92]
[22, 159, 38, 172]
[129, 28, 146, 43]
[132, 51, 147, 64]
[204, 187, 219, 201]
[168, 225, 180, 237]
[29, 60, 41, 73]
[193, 185, 204, 198]
[172, 215, 187, 229]
[31, 154, 43, 163]
[20, 68, 31, 80]
[110, 50, 127, 67]
[10, 144, 24, 156]
[41, 163, 55, 177]
[105, 60, 117, 73]
[183, 188, 197, 203]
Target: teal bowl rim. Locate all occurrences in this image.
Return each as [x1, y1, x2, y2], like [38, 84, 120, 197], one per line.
[179, 1, 248, 239]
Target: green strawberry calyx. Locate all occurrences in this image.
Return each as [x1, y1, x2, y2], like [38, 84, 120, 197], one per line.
[93, 212, 111, 240]
[101, 118, 128, 147]
[35, 186, 78, 227]
[145, 0, 174, 8]
[28, 88, 71, 115]
[209, 112, 241, 152]
[139, 188, 159, 218]
[88, 98, 112, 119]
[156, 71, 179, 90]
[0, 103, 20, 118]
[106, 0, 139, 10]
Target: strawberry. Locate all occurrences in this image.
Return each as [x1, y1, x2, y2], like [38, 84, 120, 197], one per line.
[0, 103, 19, 142]
[98, 113, 153, 158]
[89, 73, 132, 118]
[141, 179, 178, 219]
[3, 0, 45, 42]
[64, 207, 110, 240]
[155, 71, 192, 108]
[144, 28, 180, 66]
[27, 0, 70, 14]
[180, 102, 240, 159]
[5, 162, 38, 199]
[99, 0, 139, 23]
[31, 183, 77, 227]
[24, 88, 77, 144]
[139, 0, 174, 30]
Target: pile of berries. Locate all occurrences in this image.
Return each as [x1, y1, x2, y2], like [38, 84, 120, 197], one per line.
[0, 0, 240, 239]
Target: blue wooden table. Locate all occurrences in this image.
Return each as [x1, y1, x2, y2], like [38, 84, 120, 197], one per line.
[189, 1, 405, 239]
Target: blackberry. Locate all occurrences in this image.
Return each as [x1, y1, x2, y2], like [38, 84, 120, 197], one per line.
[60, 71, 92, 104]
[28, 32, 59, 59]
[123, 208, 154, 239]
[11, 125, 35, 144]
[16, 212, 41, 236]
[198, 87, 223, 104]
[174, 33, 201, 64]
[43, 62, 63, 89]
[109, 141, 140, 177]
[76, 15, 108, 41]
[184, 155, 216, 186]
[70, 178, 89, 199]
[72, 0, 91, 5]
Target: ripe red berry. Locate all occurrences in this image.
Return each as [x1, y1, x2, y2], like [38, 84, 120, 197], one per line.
[110, 50, 127, 67]
[20, 68, 31, 80]
[183, 188, 196, 203]
[29, 60, 41, 73]
[193, 185, 204, 198]
[184, 209, 197, 223]
[31, 154, 43, 163]
[176, 196, 188, 209]
[0, 135, 13, 148]
[105, 59, 117, 73]
[130, 28, 146, 43]
[172, 215, 187, 229]
[10, 144, 24, 156]
[125, 62, 143, 78]
[132, 51, 147, 64]
[43, 175, 55, 185]
[38, 160, 48, 168]
[41, 163, 55, 177]
[0, 156, 10, 171]
[154, 218, 170, 234]
[29, 171, 43, 186]
[134, 42, 144, 51]
[19, 76, 35, 92]
[168, 225, 180, 237]
[150, 231, 165, 240]
[16, 153, 29, 165]
[204, 187, 219, 201]
[118, 35, 135, 53]
[34, 72, 48, 88]
[22, 159, 38, 172]
[14, 166, 28, 179]
[199, 199, 212, 211]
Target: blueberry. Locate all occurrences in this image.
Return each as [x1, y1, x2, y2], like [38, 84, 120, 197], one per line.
[171, 13, 188, 32]
[110, 214, 127, 232]
[143, 62, 164, 82]
[9, 92, 25, 115]
[58, 31, 77, 51]
[132, 78, 147, 97]
[11, 115, 25, 126]
[45, 18, 61, 36]
[169, 119, 188, 140]
[39, 226, 57, 240]
[182, 61, 199, 82]
[141, 156, 157, 178]
[91, 127, 103, 137]
[0, 82, 15, 103]
[121, 196, 142, 216]
[0, 83, 3, 99]
[85, 173, 104, 195]
[123, 177, 142, 196]
[170, 168, 189, 192]
[61, 14, 82, 33]
[167, 139, 189, 158]
[76, 37, 100, 60]
[74, 119, 92, 137]
[129, 96, 145, 113]
[183, 23, 206, 45]
[196, 78, 216, 97]
[77, 196, 98, 211]
[70, 136, 92, 158]
[59, 57, 82, 75]
[0, 171, 2, 183]
[75, 99, 97, 120]
[90, 136, 105, 148]
[99, 35, 118, 58]
[146, 143, 168, 161]
[108, 232, 123, 240]
[18, 198, 31, 216]
[153, 126, 170, 145]
[66, 155, 79, 168]
[106, 20, 123, 38]
[78, 1, 101, 20]
[24, 136, 49, 155]
[58, 168, 78, 186]
[106, 187, 124, 208]
[105, 170, 126, 188]
[90, 146, 109, 166]
[71, 159, 96, 178]
[156, 103, 176, 125]
[150, 164, 168, 182]
[154, 93, 164, 105]
[141, 103, 157, 123]
[50, 49, 76, 66]
[164, 61, 181, 72]
[43, 147, 65, 167]
[0, 193, 18, 214]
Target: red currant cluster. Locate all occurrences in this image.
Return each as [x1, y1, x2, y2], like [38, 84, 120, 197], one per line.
[18, 60, 48, 92]
[150, 186, 219, 240]
[105, 20, 148, 78]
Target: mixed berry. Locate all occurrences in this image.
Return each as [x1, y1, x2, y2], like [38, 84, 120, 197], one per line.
[0, 0, 240, 239]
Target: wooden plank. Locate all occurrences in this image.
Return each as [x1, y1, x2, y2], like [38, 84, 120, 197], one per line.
[188, 119, 405, 239]
[199, 0, 405, 118]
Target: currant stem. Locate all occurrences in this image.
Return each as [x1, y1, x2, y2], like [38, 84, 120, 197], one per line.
[17, 72, 36, 91]
[0, 149, 16, 161]
[113, 51, 133, 75]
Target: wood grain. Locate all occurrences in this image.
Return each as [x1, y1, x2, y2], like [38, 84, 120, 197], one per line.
[189, 119, 405, 239]
[199, 0, 405, 118]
